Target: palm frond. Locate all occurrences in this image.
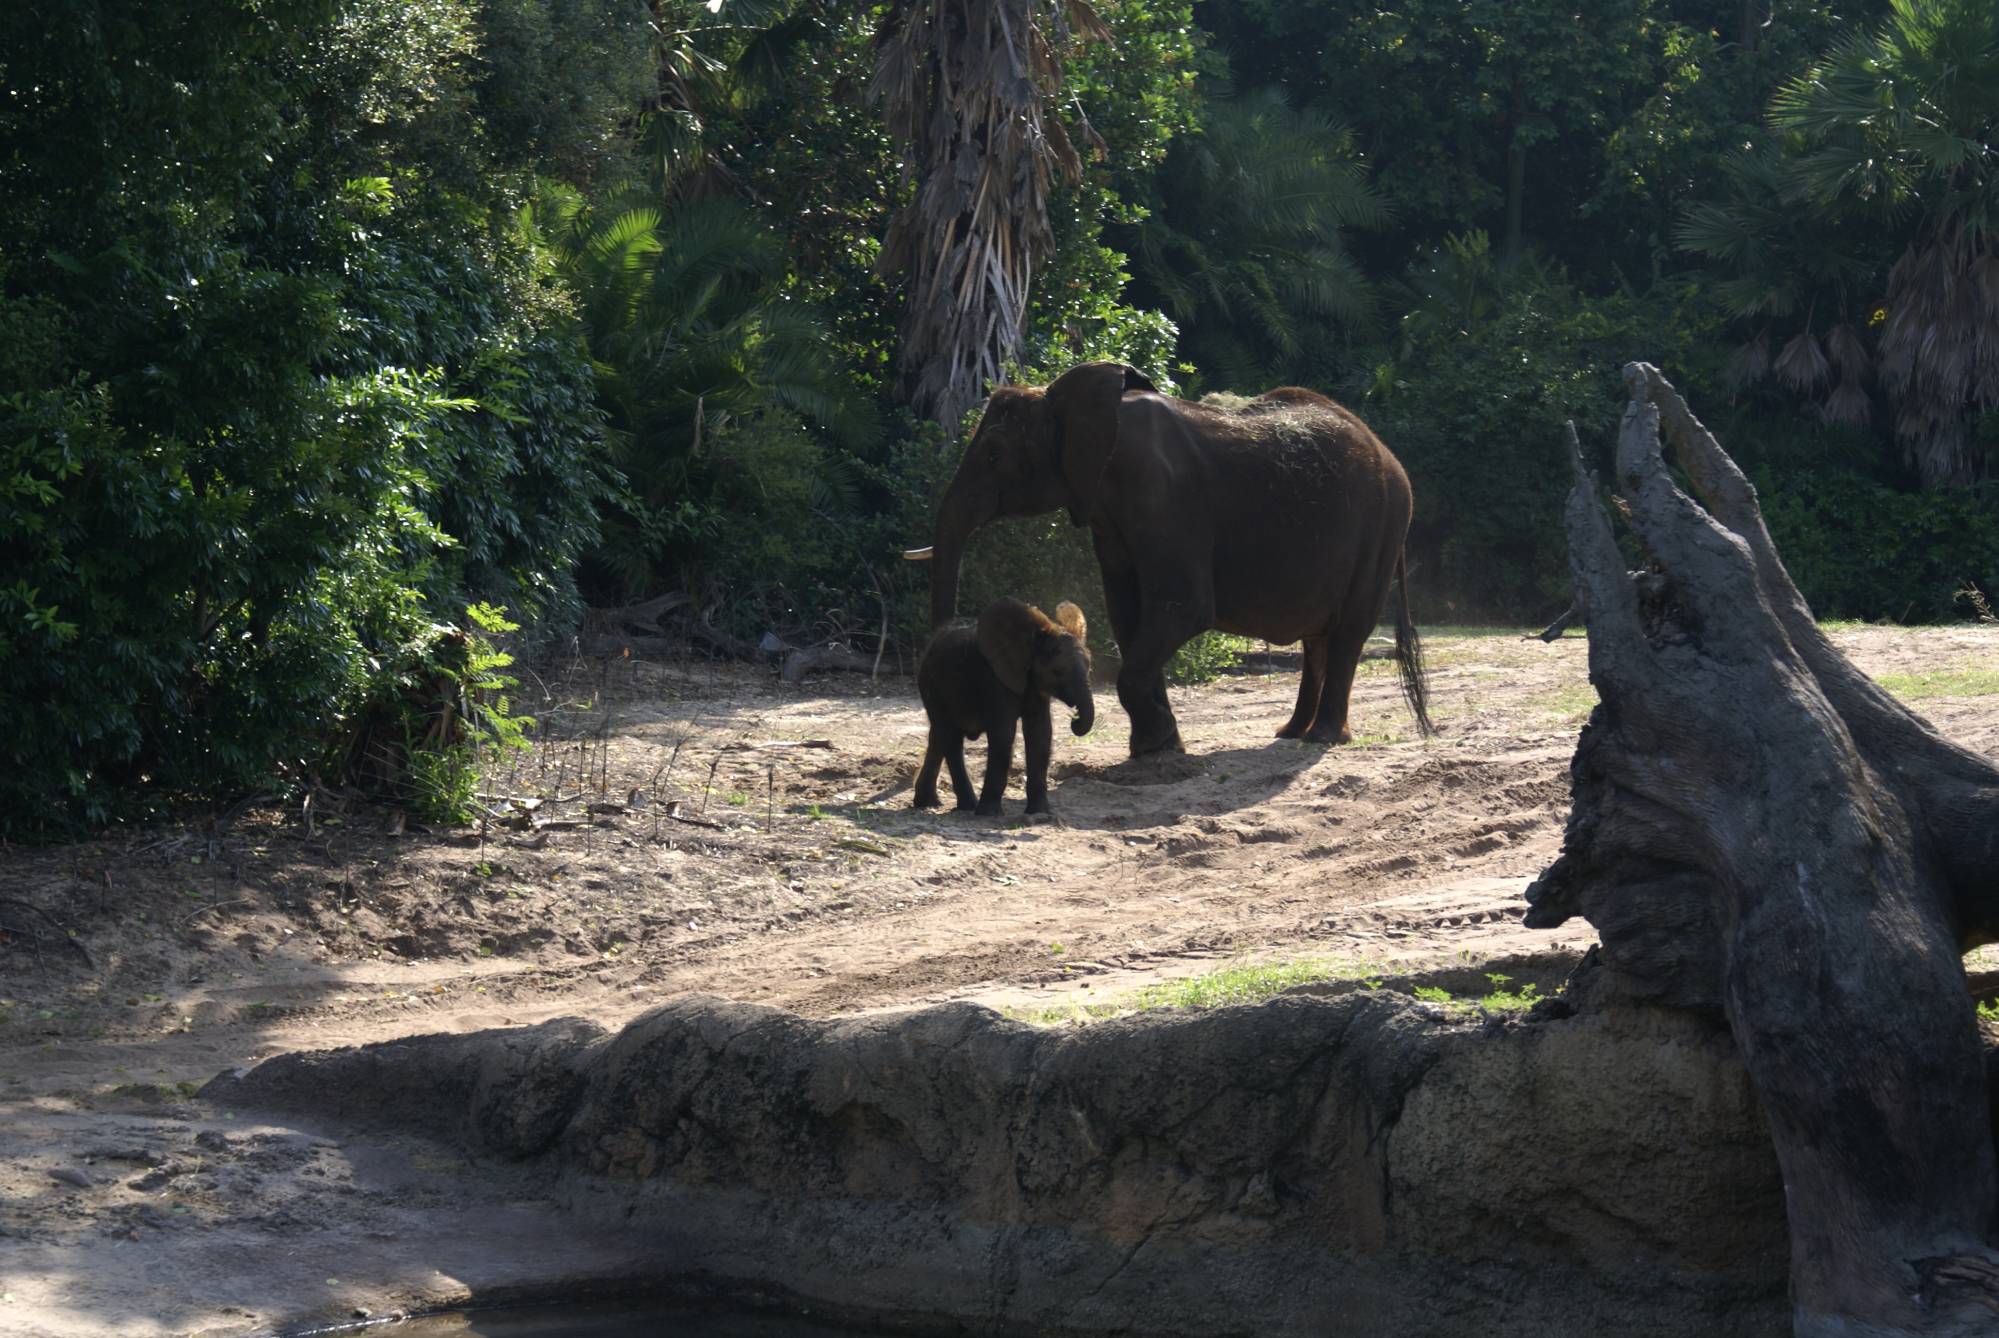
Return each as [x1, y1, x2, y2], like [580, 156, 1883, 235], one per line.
[1775, 331, 1833, 390]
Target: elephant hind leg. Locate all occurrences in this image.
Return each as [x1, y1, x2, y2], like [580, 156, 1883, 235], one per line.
[1303, 616, 1374, 745]
[914, 730, 947, 808]
[1275, 636, 1329, 738]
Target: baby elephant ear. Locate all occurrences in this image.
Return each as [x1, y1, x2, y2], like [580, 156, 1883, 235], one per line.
[976, 600, 1035, 695]
[1054, 601, 1087, 641]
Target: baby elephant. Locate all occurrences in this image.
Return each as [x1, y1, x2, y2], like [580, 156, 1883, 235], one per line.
[915, 599, 1094, 816]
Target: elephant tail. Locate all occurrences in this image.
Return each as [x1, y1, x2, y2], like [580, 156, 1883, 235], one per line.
[1391, 548, 1435, 737]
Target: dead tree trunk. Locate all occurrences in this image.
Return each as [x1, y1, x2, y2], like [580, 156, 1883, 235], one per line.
[1525, 364, 1999, 1335]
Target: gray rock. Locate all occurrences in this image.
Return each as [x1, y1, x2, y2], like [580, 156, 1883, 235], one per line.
[202, 994, 1792, 1337]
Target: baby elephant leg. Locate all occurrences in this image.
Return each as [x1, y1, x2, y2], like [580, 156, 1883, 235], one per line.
[1022, 701, 1054, 814]
[944, 733, 977, 811]
[913, 728, 947, 808]
[977, 712, 1017, 816]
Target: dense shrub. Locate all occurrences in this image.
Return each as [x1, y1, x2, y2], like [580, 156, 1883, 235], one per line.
[1364, 253, 1724, 621]
[0, 0, 620, 837]
[1761, 473, 1999, 623]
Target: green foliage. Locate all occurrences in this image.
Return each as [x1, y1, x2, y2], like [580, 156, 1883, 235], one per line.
[0, 0, 628, 837]
[1366, 242, 1725, 619]
[1022, 0, 1201, 379]
[1478, 973, 1542, 1012]
[1759, 472, 1999, 621]
[471, 0, 655, 176]
[11, 0, 1997, 843]
[341, 602, 536, 824]
[1124, 87, 1390, 390]
[1167, 633, 1253, 686]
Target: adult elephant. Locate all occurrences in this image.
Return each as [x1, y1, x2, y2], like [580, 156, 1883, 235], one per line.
[905, 362, 1434, 756]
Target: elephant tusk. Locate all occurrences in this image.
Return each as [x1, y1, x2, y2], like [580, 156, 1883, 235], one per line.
[902, 547, 935, 561]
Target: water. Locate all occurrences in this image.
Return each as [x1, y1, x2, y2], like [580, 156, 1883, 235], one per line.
[357, 1300, 897, 1337]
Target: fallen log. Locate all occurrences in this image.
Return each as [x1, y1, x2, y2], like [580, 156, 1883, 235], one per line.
[1526, 363, 1999, 1335]
[597, 591, 690, 633]
[688, 618, 760, 660]
[781, 643, 877, 684]
[575, 633, 680, 658]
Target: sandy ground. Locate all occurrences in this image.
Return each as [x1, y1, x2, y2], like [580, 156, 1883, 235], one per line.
[2, 623, 1995, 1336]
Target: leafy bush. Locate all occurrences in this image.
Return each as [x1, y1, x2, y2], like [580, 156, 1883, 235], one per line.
[1364, 246, 1724, 620]
[333, 603, 536, 824]
[1168, 633, 1253, 685]
[0, 0, 622, 837]
[1760, 473, 1999, 623]
[0, 343, 464, 834]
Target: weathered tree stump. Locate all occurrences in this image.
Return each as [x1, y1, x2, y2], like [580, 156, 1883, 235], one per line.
[1525, 364, 1999, 1336]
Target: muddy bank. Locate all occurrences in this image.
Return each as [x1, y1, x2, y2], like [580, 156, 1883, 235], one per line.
[199, 988, 1789, 1337]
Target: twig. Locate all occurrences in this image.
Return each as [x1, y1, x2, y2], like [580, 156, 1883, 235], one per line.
[179, 898, 255, 930]
[0, 898, 94, 968]
[766, 765, 776, 834]
[214, 791, 272, 833]
[699, 753, 722, 819]
[644, 738, 686, 795]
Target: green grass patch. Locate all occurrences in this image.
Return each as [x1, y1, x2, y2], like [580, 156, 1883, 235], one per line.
[1421, 625, 1552, 640]
[1010, 958, 1552, 1026]
[1874, 666, 1999, 700]
[1535, 683, 1599, 719]
[1344, 728, 1411, 746]
[1009, 957, 1376, 1026]
[1411, 973, 1542, 1014]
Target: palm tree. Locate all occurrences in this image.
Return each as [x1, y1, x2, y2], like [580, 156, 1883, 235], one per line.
[1126, 87, 1389, 390]
[870, 0, 1111, 428]
[1770, 0, 1999, 485]
[1674, 145, 1885, 429]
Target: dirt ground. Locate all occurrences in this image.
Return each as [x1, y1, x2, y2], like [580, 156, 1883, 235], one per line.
[2, 623, 1995, 1335]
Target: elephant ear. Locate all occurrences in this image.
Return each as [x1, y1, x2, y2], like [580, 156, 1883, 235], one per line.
[976, 599, 1038, 696]
[1053, 601, 1088, 643]
[1046, 363, 1157, 526]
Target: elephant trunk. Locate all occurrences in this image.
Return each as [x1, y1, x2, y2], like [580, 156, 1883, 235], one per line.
[1060, 660, 1095, 736]
[920, 482, 994, 629]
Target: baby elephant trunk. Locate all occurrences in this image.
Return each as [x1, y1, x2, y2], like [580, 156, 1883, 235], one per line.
[1059, 662, 1094, 736]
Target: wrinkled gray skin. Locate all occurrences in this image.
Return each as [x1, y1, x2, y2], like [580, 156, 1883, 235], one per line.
[914, 598, 1093, 816]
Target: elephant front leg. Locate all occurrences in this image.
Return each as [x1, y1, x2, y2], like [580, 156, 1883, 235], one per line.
[1094, 551, 1176, 755]
[1116, 595, 1210, 757]
[977, 711, 1018, 815]
[1021, 701, 1054, 814]
[1116, 666, 1182, 756]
